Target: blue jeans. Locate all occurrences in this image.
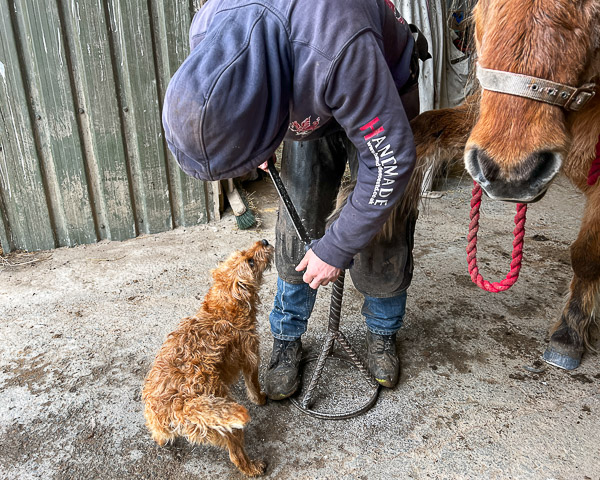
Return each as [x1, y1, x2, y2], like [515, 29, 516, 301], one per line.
[269, 277, 407, 340]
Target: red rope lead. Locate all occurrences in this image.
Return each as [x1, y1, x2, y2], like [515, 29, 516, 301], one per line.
[467, 181, 527, 292]
[587, 134, 600, 186]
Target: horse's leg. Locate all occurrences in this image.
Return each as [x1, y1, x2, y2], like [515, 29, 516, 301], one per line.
[544, 187, 600, 369]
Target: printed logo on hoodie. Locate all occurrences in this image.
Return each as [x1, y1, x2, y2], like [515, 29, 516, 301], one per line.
[384, 0, 406, 24]
[360, 117, 399, 206]
[289, 116, 321, 137]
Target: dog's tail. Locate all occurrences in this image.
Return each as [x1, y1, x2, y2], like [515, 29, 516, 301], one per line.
[181, 395, 250, 440]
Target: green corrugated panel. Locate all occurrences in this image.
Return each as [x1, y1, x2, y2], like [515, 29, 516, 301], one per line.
[15, 0, 97, 247]
[59, 0, 137, 242]
[0, 0, 213, 254]
[106, 0, 173, 235]
[151, 0, 210, 227]
[0, 0, 55, 252]
[0, 191, 10, 253]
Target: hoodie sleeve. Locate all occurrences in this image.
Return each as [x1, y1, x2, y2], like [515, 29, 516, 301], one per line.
[310, 32, 416, 269]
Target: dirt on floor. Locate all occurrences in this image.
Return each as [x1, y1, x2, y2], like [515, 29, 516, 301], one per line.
[1, 173, 599, 480]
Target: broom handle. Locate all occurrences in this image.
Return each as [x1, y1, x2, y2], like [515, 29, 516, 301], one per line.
[267, 158, 312, 245]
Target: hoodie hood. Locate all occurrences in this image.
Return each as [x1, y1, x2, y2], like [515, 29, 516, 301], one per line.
[163, 5, 292, 181]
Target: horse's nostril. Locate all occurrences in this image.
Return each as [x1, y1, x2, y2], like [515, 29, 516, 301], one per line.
[476, 148, 501, 182]
[518, 150, 562, 187]
[465, 146, 499, 186]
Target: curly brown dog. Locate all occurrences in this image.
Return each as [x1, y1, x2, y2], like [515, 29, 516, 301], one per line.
[142, 239, 274, 476]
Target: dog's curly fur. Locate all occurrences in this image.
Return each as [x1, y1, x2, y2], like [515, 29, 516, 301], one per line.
[142, 240, 274, 477]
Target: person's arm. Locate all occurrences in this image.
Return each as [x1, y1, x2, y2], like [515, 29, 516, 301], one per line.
[309, 32, 416, 271]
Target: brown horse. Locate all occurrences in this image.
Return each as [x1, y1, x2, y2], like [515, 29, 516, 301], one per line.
[410, 0, 600, 369]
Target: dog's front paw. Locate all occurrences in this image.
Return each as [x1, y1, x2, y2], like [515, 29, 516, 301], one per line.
[250, 392, 267, 406]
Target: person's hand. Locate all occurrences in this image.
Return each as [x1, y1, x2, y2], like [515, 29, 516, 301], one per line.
[258, 154, 277, 172]
[295, 249, 341, 289]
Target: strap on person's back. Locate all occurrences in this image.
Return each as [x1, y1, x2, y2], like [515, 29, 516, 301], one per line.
[399, 24, 432, 96]
[409, 24, 432, 61]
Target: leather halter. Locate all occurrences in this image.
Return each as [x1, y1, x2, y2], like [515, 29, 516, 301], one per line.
[477, 63, 597, 111]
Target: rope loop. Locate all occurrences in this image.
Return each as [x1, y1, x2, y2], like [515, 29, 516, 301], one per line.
[467, 181, 527, 293]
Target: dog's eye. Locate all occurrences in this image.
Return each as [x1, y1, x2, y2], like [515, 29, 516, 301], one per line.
[248, 258, 255, 268]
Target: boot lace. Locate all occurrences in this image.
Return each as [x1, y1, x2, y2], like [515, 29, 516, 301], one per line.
[371, 334, 395, 354]
[270, 340, 299, 368]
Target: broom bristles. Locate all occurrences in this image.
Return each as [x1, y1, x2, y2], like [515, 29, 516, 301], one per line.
[227, 182, 257, 230]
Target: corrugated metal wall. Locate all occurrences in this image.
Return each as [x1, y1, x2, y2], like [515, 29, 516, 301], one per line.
[0, 0, 215, 253]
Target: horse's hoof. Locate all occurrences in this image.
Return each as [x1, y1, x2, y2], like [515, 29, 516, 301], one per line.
[543, 345, 582, 370]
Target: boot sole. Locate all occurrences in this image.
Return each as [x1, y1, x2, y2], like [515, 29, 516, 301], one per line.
[266, 378, 300, 401]
[375, 377, 397, 388]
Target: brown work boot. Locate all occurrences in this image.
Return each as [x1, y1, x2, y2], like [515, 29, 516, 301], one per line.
[366, 331, 400, 388]
[264, 338, 302, 400]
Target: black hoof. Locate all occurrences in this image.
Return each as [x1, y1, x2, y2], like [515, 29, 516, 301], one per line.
[543, 345, 582, 370]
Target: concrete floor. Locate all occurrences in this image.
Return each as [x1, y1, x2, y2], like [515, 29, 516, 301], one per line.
[1, 174, 599, 479]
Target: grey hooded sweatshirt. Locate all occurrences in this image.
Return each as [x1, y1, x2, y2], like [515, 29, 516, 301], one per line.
[163, 0, 417, 269]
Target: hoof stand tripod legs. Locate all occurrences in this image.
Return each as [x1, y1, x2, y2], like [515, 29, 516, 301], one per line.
[298, 271, 380, 416]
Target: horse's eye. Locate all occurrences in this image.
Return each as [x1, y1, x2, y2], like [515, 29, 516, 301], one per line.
[248, 258, 255, 268]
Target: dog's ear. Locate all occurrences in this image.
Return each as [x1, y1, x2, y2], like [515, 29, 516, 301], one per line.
[230, 278, 251, 302]
[229, 259, 256, 302]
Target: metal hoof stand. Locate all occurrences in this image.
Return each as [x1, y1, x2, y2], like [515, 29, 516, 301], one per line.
[289, 271, 381, 420]
[267, 159, 381, 420]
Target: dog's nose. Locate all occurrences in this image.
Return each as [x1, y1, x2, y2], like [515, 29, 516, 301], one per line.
[260, 239, 269, 246]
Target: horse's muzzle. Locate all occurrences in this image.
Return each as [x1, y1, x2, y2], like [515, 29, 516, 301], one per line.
[464, 146, 563, 203]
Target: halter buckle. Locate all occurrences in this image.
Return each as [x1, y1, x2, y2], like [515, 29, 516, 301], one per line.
[564, 84, 596, 111]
